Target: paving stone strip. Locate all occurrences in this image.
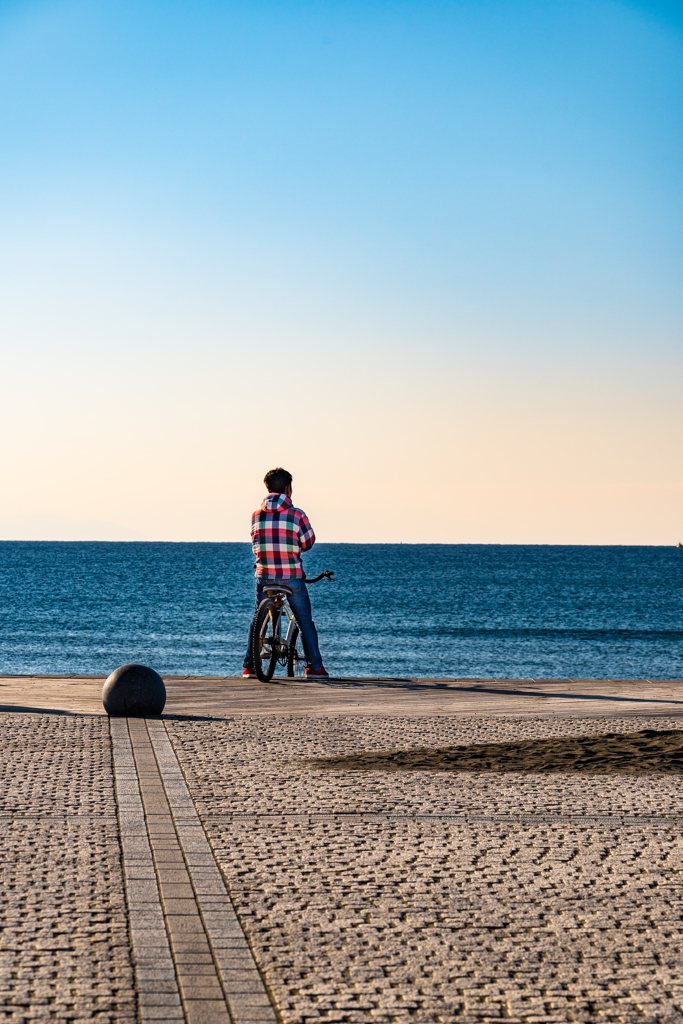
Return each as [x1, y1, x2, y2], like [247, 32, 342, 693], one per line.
[110, 718, 184, 1023]
[145, 719, 277, 1024]
[205, 811, 683, 824]
[0, 814, 119, 821]
[111, 716, 277, 1024]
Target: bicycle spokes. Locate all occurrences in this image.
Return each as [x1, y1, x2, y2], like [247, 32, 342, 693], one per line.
[287, 627, 306, 677]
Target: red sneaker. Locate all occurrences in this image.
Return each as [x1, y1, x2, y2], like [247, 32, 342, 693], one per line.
[243, 668, 257, 678]
[305, 665, 330, 678]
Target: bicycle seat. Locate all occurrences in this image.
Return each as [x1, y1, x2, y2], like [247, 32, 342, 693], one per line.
[263, 584, 293, 597]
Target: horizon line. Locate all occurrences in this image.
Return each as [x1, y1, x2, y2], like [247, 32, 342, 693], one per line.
[0, 539, 680, 548]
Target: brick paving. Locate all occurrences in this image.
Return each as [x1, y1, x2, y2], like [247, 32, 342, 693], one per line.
[145, 719, 277, 1024]
[111, 717, 185, 1023]
[0, 714, 135, 1023]
[111, 716, 276, 1024]
[3, 685, 683, 1023]
[168, 713, 683, 1023]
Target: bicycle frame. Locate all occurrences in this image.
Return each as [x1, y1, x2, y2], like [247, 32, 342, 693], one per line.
[261, 588, 299, 666]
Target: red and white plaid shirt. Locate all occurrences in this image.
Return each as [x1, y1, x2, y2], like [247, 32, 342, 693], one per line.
[251, 493, 316, 578]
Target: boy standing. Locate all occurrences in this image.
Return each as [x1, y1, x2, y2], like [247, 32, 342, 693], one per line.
[243, 467, 329, 678]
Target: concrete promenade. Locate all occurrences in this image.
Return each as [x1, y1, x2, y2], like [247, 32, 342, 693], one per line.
[2, 675, 683, 1023]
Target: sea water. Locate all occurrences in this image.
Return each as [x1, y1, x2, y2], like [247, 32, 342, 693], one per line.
[0, 542, 680, 679]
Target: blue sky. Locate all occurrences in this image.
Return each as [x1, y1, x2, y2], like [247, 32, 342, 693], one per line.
[0, 0, 681, 541]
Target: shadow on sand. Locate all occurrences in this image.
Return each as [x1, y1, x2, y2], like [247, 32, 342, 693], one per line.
[308, 729, 683, 775]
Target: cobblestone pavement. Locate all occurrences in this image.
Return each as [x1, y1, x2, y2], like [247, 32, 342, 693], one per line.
[167, 714, 683, 1024]
[4, 704, 683, 1024]
[0, 713, 135, 1023]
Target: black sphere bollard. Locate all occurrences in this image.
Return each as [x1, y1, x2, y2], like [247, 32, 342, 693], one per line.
[102, 663, 166, 717]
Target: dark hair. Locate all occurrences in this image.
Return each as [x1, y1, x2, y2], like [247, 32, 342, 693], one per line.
[264, 467, 292, 493]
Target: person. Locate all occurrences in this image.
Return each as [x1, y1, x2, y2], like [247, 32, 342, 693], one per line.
[243, 467, 329, 678]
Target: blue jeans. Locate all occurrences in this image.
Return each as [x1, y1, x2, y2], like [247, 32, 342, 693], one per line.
[244, 577, 324, 672]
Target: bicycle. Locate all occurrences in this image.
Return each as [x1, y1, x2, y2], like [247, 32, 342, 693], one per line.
[250, 570, 335, 682]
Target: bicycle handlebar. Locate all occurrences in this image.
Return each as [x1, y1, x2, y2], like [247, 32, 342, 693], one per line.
[304, 569, 335, 585]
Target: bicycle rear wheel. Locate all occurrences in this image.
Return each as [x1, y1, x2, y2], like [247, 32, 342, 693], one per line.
[287, 625, 306, 678]
[252, 599, 278, 682]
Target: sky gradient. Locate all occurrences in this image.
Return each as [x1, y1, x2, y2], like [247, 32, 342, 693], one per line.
[0, 0, 681, 543]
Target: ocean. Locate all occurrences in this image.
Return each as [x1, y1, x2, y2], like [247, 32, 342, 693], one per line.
[0, 542, 680, 679]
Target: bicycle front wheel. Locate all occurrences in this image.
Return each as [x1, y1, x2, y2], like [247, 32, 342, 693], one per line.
[287, 625, 306, 678]
[252, 599, 279, 682]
